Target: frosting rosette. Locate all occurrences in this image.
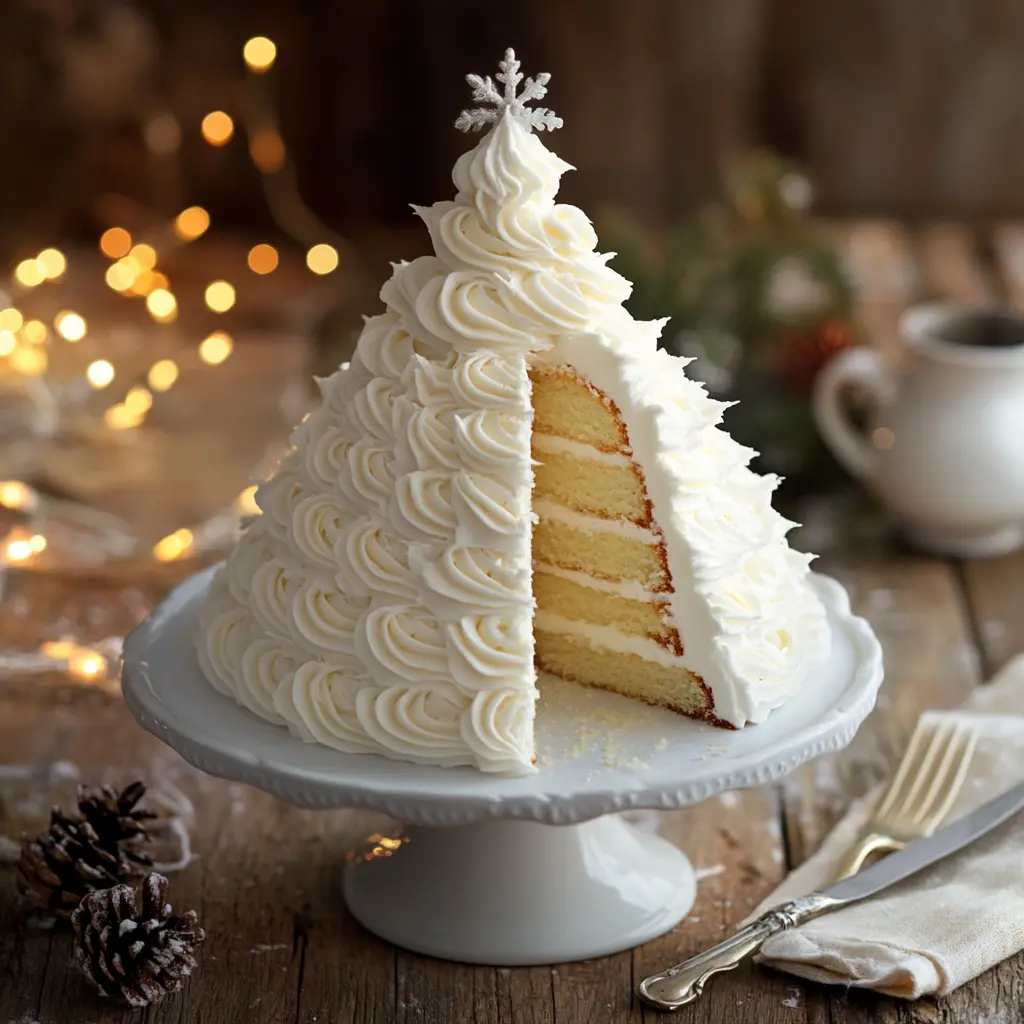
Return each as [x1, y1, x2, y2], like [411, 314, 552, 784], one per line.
[196, 52, 828, 773]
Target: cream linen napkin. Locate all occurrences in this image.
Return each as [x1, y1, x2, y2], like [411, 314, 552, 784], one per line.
[752, 654, 1024, 999]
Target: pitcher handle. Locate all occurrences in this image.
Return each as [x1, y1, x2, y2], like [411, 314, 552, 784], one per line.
[812, 348, 894, 482]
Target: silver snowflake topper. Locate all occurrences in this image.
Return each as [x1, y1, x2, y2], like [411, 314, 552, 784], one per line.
[455, 48, 562, 134]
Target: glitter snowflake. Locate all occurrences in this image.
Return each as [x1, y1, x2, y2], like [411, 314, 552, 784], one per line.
[455, 48, 562, 133]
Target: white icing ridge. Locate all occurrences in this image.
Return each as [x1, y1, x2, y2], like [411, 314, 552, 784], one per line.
[197, 70, 828, 773]
[532, 499, 658, 542]
[531, 432, 632, 466]
[533, 563, 659, 603]
[534, 612, 688, 669]
[547, 332, 829, 725]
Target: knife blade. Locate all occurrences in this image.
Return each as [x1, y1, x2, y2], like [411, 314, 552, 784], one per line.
[639, 777, 1024, 1011]
[824, 775, 1024, 902]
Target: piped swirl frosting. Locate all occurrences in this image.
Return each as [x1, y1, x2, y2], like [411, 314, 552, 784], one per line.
[198, 76, 828, 773]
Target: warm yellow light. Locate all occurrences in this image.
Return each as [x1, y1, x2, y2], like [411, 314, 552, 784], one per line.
[86, 359, 115, 389]
[243, 36, 277, 72]
[247, 243, 279, 275]
[202, 110, 234, 146]
[6, 533, 45, 562]
[174, 205, 210, 241]
[41, 640, 76, 660]
[0, 308, 22, 333]
[235, 484, 260, 515]
[306, 243, 339, 275]
[147, 358, 179, 392]
[249, 131, 286, 173]
[6, 540, 31, 562]
[0, 480, 34, 510]
[0, 331, 15, 357]
[143, 112, 182, 155]
[104, 403, 144, 431]
[105, 260, 135, 292]
[9, 347, 46, 376]
[36, 248, 66, 280]
[204, 280, 236, 313]
[128, 244, 157, 272]
[14, 259, 44, 288]
[153, 527, 194, 562]
[124, 386, 153, 416]
[145, 288, 178, 322]
[199, 331, 233, 365]
[22, 320, 47, 345]
[69, 650, 107, 682]
[872, 427, 896, 450]
[130, 269, 170, 297]
[55, 311, 87, 342]
[99, 227, 132, 259]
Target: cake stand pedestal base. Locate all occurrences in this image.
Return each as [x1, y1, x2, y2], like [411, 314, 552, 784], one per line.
[121, 568, 883, 967]
[344, 815, 695, 965]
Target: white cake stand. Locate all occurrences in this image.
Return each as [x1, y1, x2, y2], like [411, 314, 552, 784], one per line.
[121, 568, 882, 966]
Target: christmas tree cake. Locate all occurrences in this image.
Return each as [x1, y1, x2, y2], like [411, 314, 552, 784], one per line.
[197, 50, 830, 775]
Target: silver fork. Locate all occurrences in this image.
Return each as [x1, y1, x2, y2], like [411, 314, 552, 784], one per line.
[835, 714, 979, 880]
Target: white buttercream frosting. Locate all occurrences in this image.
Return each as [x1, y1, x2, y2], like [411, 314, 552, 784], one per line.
[197, 70, 827, 773]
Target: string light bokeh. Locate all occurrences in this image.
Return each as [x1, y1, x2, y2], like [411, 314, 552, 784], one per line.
[0, 31, 351, 690]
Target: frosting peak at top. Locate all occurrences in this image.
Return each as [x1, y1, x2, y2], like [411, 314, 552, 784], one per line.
[453, 111, 573, 211]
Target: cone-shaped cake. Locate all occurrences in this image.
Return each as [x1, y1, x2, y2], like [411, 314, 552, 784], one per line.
[197, 50, 829, 775]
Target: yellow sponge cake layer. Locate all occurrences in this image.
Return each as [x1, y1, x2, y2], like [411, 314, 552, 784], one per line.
[530, 366, 627, 451]
[532, 512, 669, 591]
[532, 440, 649, 524]
[533, 569, 675, 647]
[527, 359, 718, 724]
[535, 629, 708, 717]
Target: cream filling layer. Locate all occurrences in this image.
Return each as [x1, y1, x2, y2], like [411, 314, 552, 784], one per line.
[534, 611, 692, 670]
[533, 562, 660, 602]
[531, 432, 632, 466]
[532, 499, 657, 542]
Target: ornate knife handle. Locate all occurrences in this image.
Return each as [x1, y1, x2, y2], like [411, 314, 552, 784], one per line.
[637, 893, 841, 1011]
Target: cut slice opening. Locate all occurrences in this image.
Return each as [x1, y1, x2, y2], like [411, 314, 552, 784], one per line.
[528, 363, 717, 723]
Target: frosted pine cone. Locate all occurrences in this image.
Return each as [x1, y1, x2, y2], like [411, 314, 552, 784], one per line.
[71, 873, 204, 1008]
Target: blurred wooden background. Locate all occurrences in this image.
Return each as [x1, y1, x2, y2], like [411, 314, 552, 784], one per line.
[3, 0, 1024, 243]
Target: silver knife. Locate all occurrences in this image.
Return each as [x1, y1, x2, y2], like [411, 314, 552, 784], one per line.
[639, 776, 1024, 1011]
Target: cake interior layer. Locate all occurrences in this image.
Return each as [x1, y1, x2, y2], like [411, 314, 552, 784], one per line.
[530, 366, 627, 450]
[533, 569, 673, 646]
[529, 360, 708, 720]
[535, 630, 707, 717]
[533, 517, 668, 591]
[532, 443, 648, 523]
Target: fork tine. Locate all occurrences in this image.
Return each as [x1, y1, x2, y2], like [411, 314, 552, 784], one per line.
[901, 720, 962, 823]
[906, 722, 969, 826]
[918, 726, 978, 832]
[875, 716, 934, 820]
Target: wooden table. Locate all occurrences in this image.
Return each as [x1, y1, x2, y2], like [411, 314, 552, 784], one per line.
[2, 223, 1024, 1023]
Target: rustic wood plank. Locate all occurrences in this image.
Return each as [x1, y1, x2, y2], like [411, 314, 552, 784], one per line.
[912, 553, 1024, 1024]
[0, 691, 83, 1024]
[767, 2, 1024, 218]
[291, 810, 398, 1024]
[915, 223, 994, 303]
[959, 551, 1024, 681]
[631, 791, 811, 1024]
[779, 552, 983, 1024]
[17, 701, 297, 1024]
[823, 220, 918, 360]
[989, 223, 1024, 309]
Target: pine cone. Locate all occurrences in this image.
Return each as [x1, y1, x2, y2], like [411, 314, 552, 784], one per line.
[72, 873, 204, 1008]
[17, 781, 155, 918]
[77, 781, 156, 872]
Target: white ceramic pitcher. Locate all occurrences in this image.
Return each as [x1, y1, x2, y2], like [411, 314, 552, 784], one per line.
[813, 303, 1024, 557]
